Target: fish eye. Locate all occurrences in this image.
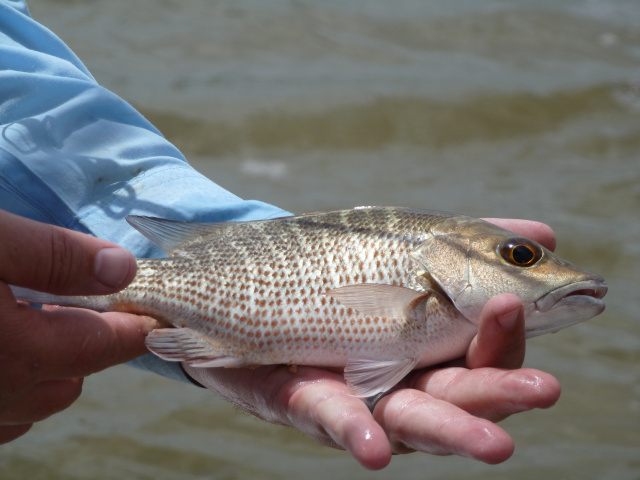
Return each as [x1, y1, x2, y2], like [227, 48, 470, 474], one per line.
[498, 237, 542, 267]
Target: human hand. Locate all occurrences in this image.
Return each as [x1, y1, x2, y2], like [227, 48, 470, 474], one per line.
[183, 218, 561, 470]
[0, 210, 159, 445]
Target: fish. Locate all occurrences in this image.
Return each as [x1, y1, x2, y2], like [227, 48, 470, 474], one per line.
[11, 206, 607, 397]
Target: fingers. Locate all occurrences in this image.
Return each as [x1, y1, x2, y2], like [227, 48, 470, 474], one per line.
[181, 217, 559, 467]
[281, 370, 392, 470]
[412, 367, 561, 423]
[373, 389, 515, 464]
[370, 288, 558, 462]
[483, 218, 556, 252]
[0, 292, 159, 386]
[187, 360, 560, 468]
[0, 378, 83, 425]
[0, 282, 158, 434]
[186, 362, 531, 468]
[407, 292, 560, 422]
[0, 212, 151, 445]
[185, 364, 393, 470]
[466, 293, 526, 369]
[0, 209, 136, 295]
[185, 290, 558, 468]
[37, 309, 158, 379]
[0, 378, 84, 445]
[0, 424, 33, 445]
[0, 301, 158, 438]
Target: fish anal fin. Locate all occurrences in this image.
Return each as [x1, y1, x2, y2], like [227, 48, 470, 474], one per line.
[326, 284, 430, 320]
[145, 328, 245, 368]
[344, 357, 419, 398]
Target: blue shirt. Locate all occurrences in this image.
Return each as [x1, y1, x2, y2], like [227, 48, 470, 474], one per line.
[0, 0, 289, 383]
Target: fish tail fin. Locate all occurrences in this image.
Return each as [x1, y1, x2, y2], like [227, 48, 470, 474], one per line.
[10, 285, 114, 311]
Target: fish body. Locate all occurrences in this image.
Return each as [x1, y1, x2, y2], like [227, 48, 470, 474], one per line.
[12, 207, 607, 396]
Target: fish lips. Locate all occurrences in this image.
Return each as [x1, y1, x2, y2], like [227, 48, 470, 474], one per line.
[526, 279, 608, 337]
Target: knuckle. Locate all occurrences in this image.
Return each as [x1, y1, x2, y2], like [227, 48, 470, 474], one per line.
[0, 424, 33, 445]
[25, 379, 84, 424]
[46, 227, 83, 292]
[0, 360, 34, 403]
[54, 379, 84, 414]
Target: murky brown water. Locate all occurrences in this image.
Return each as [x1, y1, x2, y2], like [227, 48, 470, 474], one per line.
[2, 1, 639, 478]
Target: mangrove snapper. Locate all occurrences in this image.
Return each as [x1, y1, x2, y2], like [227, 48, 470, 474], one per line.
[12, 207, 607, 397]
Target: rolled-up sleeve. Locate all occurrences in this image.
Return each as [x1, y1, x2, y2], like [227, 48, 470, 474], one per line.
[0, 0, 289, 383]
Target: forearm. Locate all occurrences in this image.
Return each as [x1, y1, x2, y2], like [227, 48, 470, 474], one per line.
[0, 0, 288, 382]
[0, 2, 287, 240]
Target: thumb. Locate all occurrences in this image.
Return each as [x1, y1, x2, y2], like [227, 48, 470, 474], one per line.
[0, 210, 136, 295]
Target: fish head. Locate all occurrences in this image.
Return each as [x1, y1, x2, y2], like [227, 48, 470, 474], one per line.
[411, 215, 607, 337]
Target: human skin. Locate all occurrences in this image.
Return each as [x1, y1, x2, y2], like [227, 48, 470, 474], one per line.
[184, 293, 561, 469]
[0, 210, 560, 470]
[185, 218, 561, 470]
[0, 209, 159, 444]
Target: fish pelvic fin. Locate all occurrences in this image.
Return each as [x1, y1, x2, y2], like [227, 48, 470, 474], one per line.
[145, 327, 247, 368]
[345, 357, 419, 397]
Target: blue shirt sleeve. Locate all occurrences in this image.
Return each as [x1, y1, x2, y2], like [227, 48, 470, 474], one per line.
[0, 0, 290, 383]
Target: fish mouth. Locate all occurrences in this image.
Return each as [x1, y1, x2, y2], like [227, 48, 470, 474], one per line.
[527, 279, 608, 337]
[536, 279, 608, 312]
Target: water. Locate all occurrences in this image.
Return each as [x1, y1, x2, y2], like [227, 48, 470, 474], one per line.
[2, 0, 640, 478]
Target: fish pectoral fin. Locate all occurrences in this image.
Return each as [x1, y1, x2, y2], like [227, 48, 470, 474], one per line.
[326, 284, 430, 320]
[344, 357, 419, 398]
[145, 328, 246, 368]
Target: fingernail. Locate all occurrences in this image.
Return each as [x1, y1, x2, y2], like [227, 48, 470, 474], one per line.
[496, 308, 521, 330]
[94, 247, 133, 288]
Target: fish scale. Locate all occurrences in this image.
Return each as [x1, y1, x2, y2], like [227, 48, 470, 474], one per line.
[11, 206, 607, 397]
[123, 208, 460, 367]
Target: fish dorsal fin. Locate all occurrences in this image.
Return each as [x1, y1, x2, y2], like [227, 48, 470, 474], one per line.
[127, 216, 230, 256]
[345, 357, 419, 397]
[326, 284, 430, 320]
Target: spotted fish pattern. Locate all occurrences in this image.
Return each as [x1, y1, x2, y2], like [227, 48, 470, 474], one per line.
[120, 207, 477, 394]
[12, 206, 607, 396]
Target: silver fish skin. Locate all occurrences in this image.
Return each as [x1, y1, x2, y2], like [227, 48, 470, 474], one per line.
[11, 207, 607, 397]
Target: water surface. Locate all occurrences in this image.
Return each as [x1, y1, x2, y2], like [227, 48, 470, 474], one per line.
[2, 1, 639, 478]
